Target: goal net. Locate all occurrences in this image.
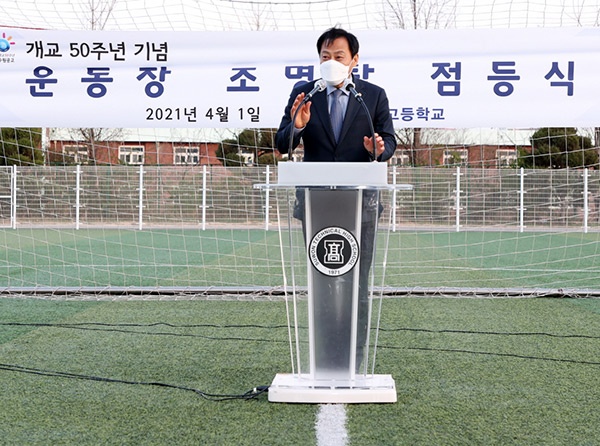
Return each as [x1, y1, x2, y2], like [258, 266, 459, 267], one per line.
[1, 0, 600, 298]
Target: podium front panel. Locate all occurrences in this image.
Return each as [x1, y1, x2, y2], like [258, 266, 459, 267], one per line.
[304, 188, 378, 380]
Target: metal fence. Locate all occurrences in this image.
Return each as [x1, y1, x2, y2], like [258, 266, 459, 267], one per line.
[1, 165, 598, 231]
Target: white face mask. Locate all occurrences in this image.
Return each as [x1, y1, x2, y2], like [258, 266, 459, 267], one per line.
[320, 60, 350, 86]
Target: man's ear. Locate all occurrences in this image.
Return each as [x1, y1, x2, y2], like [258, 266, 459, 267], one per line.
[350, 53, 359, 72]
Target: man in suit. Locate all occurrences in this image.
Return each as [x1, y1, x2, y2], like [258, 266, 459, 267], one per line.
[275, 27, 397, 375]
[275, 27, 396, 162]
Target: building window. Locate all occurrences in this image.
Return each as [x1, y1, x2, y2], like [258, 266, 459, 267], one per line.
[496, 149, 517, 168]
[392, 149, 411, 166]
[119, 145, 144, 165]
[63, 145, 89, 164]
[174, 147, 200, 165]
[239, 151, 255, 166]
[443, 149, 468, 166]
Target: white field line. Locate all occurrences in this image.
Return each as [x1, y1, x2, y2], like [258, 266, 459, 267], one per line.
[316, 404, 348, 446]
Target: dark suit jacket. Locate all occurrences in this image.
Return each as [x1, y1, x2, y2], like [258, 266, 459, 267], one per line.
[275, 77, 396, 162]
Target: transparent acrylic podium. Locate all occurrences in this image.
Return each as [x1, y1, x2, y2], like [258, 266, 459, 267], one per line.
[255, 162, 411, 404]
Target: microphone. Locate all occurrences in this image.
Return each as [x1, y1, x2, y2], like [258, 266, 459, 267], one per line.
[346, 80, 376, 161]
[288, 79, 327, 159]
[301, 78, 327, 104]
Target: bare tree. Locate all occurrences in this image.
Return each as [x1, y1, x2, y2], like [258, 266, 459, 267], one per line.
[68, 128, 124, 162]
[382, 0, 457, 30]
[246, 3, 272, 31]
[569, 3, 600, 150]
[572, 4, 600, 151]
[380, 0, 457, 166]
[80, 0, 118, 30]
[72, 1, 123, 164]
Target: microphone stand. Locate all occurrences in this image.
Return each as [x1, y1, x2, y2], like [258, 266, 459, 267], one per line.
[288, 79, 326, 161]
[346, 81, 376, 162]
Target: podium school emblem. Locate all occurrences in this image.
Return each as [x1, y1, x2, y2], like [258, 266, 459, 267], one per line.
[309, 226, 359, 277]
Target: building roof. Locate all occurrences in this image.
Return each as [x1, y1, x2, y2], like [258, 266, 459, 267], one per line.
[48, 128, 237, 143]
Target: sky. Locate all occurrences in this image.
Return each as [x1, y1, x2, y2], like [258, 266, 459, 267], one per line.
[2, 0, 600, 32]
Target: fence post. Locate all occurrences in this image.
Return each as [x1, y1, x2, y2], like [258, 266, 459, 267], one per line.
[11, 165, 17, 229]
[201, 165, 207, 231]
[454, 166, 461, 232]
[583, 168, 589, 233]
[519, 167, 526, 233]
[264, 165, 271, 231]
[392, 165, 397, 232]
[75, 164, 81, 230]
[138, 164, 144, 231]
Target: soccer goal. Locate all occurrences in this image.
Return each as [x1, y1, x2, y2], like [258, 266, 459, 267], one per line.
[1, 1, 600, 298]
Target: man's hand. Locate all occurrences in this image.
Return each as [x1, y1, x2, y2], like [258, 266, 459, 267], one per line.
[363, 133, 385, 158]
[291, 92, 312, 129]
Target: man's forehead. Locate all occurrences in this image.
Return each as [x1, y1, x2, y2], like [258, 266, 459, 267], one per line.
[321, 38, 350, 53]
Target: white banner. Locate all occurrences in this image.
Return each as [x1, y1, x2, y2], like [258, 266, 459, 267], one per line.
[1, 27, 600, 128]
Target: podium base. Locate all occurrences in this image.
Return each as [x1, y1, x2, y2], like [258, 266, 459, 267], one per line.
[268, 373, 397, 404]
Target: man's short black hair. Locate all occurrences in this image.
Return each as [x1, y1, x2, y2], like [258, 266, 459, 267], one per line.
[316, 27, 359, 57]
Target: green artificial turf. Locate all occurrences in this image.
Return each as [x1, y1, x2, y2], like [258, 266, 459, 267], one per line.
[2, 229, 600, 291]
[0, 299, 314, 445]
[0, 297, 599, 445]
[352, 297, 600, 445]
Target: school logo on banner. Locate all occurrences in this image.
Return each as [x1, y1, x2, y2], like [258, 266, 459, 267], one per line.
[0, 32, 15, 52]
[0, 32, 16, 64]
[309, 226, 359, 277]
